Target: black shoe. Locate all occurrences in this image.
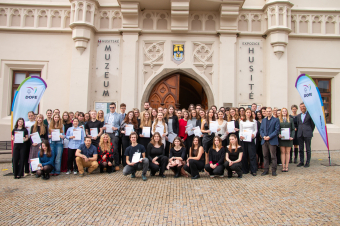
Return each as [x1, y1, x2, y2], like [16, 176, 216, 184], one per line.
[261, 171, 269, 176]
[289, 159, 292, 163]
[304, 162, 310, 167]
[191, 175, 200, 179]
[174, 172, 180, 178]
[150, 173, 155, 176]
[272, 171, 277, 176]
[159, 174, 166, 178]
[238, 175, 242, 178]
[294, 158, 298, 164]
[252, 173, 257, 176]
[297, 162, 304, 167]
[35, 174, 40, 178]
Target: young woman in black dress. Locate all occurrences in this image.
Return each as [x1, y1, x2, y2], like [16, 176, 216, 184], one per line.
[183, 136, 205, 179]
[290, 104, 299, 163]
[201, 108, 216, 164]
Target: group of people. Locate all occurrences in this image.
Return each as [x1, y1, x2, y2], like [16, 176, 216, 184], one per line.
[11, 101, 315, 180]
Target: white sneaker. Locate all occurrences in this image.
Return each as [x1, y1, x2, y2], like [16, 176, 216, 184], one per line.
[210, 175, 215, 178]
[73, 171, 78, 175]
[66, 170, 71, 175]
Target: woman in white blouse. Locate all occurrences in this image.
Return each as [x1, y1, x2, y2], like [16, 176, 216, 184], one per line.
[151, 112, 168, 149]
[239, 108, 257, 176]
[216, 111, 228, 147]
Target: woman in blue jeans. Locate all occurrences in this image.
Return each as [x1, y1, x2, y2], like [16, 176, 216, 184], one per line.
[48, 113, 65, 176]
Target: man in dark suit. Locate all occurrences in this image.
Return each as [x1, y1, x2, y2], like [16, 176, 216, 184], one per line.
[260, 107, 280, 176]
[118, 103, 127, 166]
[297, 102, 315, 167]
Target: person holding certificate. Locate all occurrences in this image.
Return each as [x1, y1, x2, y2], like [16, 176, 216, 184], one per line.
[97, 134, 115, 174]
[29, 114, 48, 173]
[226, 108, 240, 146]
[151, 112, 168, 151]
[183, 136, 205, 179]
[146, 132, 168, 178]
[168, 137, 187, 178]
[165, 106, 179, 157]
[120, 111, 139, 166]
[65, 118, 85, 175]
[186, 109, 199, 154]
[224, 134, 243, 178]
[123, 132, 149, 181]
[278, 108, 295, 172]
[103, 102, 122, 171]
[48, 113, 65, 176]
[239, 108, 258, 176]
[204, 136, 226, 178]
[24, 111, 36, 176]
[216, 111, 228, 147]
[61, 112, 73, 173]
[36, 140, 55, 180]
[85, 110, 103, 148]
[11, 118, 29, 179]
[139, 111, 152, 150]
[201, 108, 216, 164]
[178, 110, 189, 152]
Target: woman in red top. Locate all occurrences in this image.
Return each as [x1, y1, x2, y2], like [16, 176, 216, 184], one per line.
[97, 134, 114, 173]
[179, 110, 189, 155]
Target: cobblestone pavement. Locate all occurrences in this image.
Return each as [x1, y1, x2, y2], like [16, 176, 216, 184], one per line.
[0, 151, 339, 225]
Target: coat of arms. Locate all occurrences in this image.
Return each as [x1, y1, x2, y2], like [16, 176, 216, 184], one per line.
[172, 42, 185, 65]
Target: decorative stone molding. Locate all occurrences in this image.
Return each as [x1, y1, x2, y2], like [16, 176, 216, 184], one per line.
[143, 41, 165, 68]
[219, 1, 244, 32]
[120, 1, 139, 28]
[192, 42, 214, 77]
[170, 0, 190, 31]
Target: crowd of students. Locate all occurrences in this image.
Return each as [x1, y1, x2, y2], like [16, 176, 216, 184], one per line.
[11, 101, 315, 180]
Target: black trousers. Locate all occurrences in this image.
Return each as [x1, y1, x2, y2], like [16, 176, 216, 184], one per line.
[13, 143, 26, 177]
[204, 164, 225, 176]
[202, 139, 213, 153]
[241, 140, 257, 174]
[118, 136, 122, 164]
[67, 148, 78, 171]
[276, 146, 282, 165]
[139, 137, 151, 152]
[256, 139, 264, 164]
[108, 133, 120, 166]
[24, 142, 31, 173]
[99, 162, 114, 173]
[183, 159, 205, 177]
[298, 137, 312, 163]
[121, 136, 131, 166]
[149, 156, 168, 175]
[186, 135, 194, 153]
[165, 141, 171, 157]
[224, 161, 242, 177]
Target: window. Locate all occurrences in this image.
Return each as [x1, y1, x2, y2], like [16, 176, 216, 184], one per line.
[12, 71, 41, 113]
[313, 78, 331, 123]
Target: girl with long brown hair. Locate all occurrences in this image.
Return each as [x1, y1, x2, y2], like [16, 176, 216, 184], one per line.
[120, 111, 138, 166]
[204, 136, 226, 178]
[97, 133, 114, 173]
[36, 140, 55, 180]
[48, 113, 65, 176]
[167, 137, 186, 178]
[186, 109, 199, 156]
[226, 107, 240, 146]
[201, 108, 216, 162]
[139, 110, 152, 150]
[183, 136, 205, 179]
[239, 108, 258, 176]
[146, 132, 168, 178]
[224, 134, 243, 178]
[29, 114, 48, 171]
[151, 112, 168, 151]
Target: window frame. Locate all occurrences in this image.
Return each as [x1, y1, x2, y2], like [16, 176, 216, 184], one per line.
[313, 78, 332, 124]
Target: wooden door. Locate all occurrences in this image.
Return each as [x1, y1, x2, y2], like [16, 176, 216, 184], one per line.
[149, 74, 180, 109]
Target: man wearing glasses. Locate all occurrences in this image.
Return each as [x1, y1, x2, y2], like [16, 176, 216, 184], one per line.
[103, 102, 122, 171]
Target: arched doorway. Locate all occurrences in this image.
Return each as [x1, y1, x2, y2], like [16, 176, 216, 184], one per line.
[148, 73, 208, 110]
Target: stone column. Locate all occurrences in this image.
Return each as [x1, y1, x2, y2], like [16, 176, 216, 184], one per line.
[264, 0, 293, 107]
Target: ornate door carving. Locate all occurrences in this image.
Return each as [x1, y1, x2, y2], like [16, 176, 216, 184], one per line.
[149, 74, 180, 109]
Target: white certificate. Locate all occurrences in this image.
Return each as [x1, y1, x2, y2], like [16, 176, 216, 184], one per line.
[209, 121, 218, 133]
[51, 129, 61, 141]
[242, 129, 252, 142]
[227, 121, 235, 133]
[90, 128, 98, 138]
[73, 129, 81, 141]
[193, 126, 202, 137]
[185, 124, 194, 136]
[155, 125, 164, 136]
[30, 132, 42, 144]
[131, 152, 142, 163]
[30, 158, 41, 171]
[104, 123, 113, 133]
[125, 125, 134, 136]
[168, 132, 177, 143]
[281, 128, 290, 140]
[14, 131, 24, 143]
[142, 127, 151, 138]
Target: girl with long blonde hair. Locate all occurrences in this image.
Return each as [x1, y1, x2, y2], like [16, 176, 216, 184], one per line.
[29, 114, 48, 169]
[97, 133, 114, 173]
[151, 112, 168, 149]
[96, 110, 105, 122]
[139, 111, 152, 150]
